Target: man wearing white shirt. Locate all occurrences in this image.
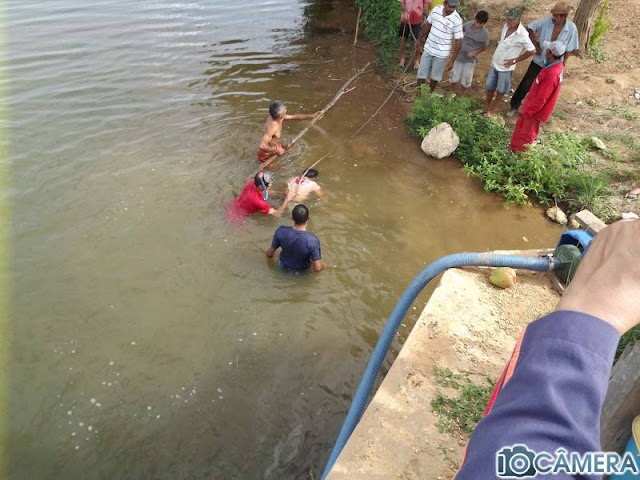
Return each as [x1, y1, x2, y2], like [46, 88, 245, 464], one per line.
[484, 7, 535, 115]
[415, 0, 463, 92]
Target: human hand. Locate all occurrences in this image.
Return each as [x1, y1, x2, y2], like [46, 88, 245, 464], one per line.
[466, 51, 475, 58]
[503, 58, 517, 68]
[556, 220, 640, 335]
[276, 145, 285, 155]
[445, 60, 453, 72]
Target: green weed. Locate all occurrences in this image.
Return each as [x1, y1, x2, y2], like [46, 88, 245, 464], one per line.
[431, 367, 495, 437]
[618, 326, 640, 361]
[586, 45, 608, 63]
[407, 95, 609, 212]
[356, 0, 402, 73]
[589, 0, 612, 49]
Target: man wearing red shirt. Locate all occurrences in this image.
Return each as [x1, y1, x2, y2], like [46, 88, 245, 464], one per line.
[399, 0, 431, 69]
[226, 171, 292, 222]
[509, 41, 565, 153]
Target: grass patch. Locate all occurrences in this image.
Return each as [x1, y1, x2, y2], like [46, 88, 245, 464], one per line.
[618, 327, 640, 362]
[586, 45, 608, 63]
[431, 367, 495, 438]
[406, 93, 611, 210]
[355, 0, 402, 74]
[589, 0, 612, 49]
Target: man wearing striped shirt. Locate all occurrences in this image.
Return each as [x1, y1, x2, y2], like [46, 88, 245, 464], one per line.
[415, 0, 464, 92]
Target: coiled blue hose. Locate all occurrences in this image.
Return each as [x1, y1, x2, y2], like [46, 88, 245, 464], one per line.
[321, 253, 558, 479]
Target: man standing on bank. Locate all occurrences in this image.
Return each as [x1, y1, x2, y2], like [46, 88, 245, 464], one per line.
[449, 10, 490, 95]
[415, 0, 463, 92]
[509, 41, 566, 152]
[266, 204, 323, 273]
[399, 0, 431, 69]
[507, 2, 579, 117]
[484, 8, 535, 115]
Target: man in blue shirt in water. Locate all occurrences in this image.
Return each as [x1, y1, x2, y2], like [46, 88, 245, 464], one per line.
[266, 204, 323, 273]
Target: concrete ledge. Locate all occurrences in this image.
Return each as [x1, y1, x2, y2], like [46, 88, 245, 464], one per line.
[327, 252, 559, 479]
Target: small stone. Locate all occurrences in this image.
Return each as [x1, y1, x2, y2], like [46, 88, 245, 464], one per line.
[90, 398, 96, 404]
[569, 217, 580, 229]
[590, 136, 607, 150]
[621, 212, 640, 220]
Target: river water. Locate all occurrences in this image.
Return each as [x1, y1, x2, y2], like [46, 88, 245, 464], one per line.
[3, 0, 561, 478]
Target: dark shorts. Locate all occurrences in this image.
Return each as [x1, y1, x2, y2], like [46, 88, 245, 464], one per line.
[398, 22, 421, 40]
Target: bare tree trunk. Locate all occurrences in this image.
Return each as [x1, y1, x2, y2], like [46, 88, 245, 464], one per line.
[573, 0, 603, 53]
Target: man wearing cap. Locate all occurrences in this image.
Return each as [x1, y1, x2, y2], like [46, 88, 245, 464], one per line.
[484, 7, 536, 115]
[415, 0, 464, 92]
[507, 2, 579, 117]
[266, 204, 323, 273]
[509, 41, 566, 152]
[226, 171, 293, 222]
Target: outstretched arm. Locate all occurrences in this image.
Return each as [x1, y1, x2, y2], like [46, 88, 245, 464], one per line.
[284, 111, 320, 120]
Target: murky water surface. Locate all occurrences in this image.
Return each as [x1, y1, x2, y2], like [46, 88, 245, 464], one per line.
[4, 0, 560, 478]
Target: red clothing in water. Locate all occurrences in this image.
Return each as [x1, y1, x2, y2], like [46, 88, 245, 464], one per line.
[257, 143, 284, 162]
[227, 180, 270, 222]
[509, 60, 563, 152]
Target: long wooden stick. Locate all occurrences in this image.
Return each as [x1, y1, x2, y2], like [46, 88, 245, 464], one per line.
[293, 79, 402, 179]
[353, 9, 362, 46]
[250, 62, 371, 176]
[349, 82, 400, 139]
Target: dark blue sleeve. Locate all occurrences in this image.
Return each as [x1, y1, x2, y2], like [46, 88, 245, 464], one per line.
[456, 311, 620, 480]
[271, 227, 282, 250]
[309, 235, 321, 262]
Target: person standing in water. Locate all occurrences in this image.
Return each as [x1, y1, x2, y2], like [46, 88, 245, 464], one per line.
[257, 101, 320, 164]
[266, 204, 323, 273]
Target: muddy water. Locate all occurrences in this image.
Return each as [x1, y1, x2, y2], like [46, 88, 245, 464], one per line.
[4, 0, 560, 478]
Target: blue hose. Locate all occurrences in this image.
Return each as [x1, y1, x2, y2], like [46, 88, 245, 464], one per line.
[321, 253, 558, 479]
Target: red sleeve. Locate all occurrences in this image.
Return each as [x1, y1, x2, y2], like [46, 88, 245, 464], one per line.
[520, 69, 559, 118]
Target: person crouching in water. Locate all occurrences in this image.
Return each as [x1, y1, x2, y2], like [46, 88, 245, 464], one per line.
[266, 204, 323, 273]
[226, 171, 292, 222]
[287, 168, 322, 202]
[509, 41, 566, 153]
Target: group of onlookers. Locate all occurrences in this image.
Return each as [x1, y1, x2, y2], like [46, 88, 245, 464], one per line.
[401, 0, 579, 151]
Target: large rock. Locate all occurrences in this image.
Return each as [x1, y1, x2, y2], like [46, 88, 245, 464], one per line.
[421, 122, 460, 159]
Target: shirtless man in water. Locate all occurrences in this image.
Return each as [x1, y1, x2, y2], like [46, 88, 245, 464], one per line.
[257, 101, 320, 164]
